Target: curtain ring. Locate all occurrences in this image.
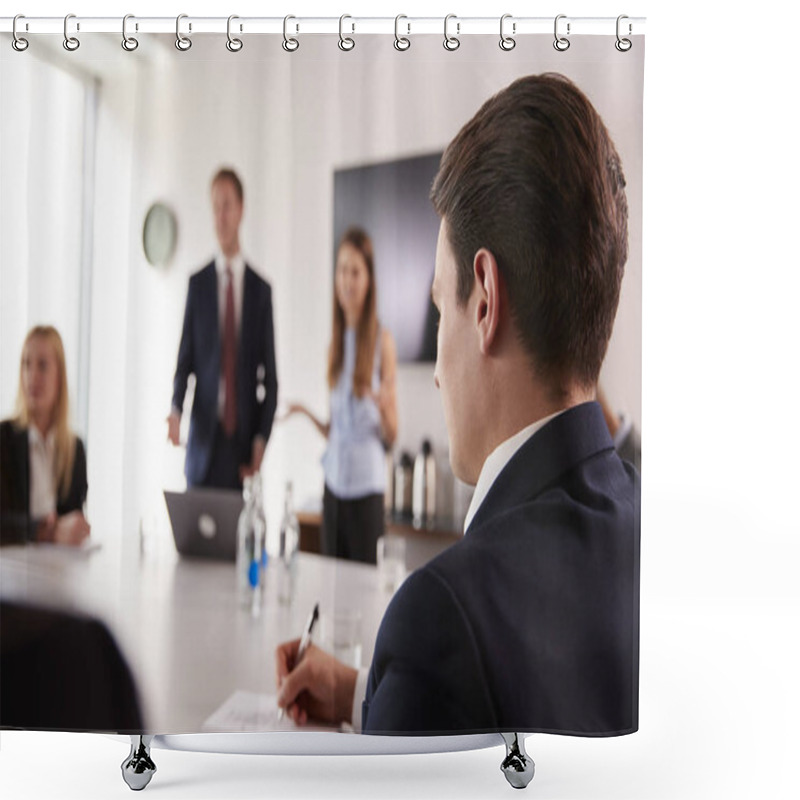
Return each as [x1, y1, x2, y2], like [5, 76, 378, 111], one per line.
[499, 14, 516, 51]
[553, 14, 570, 51]
[615, 15, 632, 52]
[226, 15, 243, 52]
[122, 14, 139, 52]
[63, 13, 80, 52]
[394, 14, 410, 51]
[12, 15, 29, 52]
[339, 14, 355, 51]
[282, 15, 299, 52]
[443, 14, 460, 51]
[175, 14, 192, 51]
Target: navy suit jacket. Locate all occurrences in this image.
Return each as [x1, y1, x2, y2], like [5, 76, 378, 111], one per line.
[171, 261, 278, 487]
[362, 401, 640, 736]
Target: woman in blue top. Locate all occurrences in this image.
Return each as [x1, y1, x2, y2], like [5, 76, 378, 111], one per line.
[287, 228, 398, 564]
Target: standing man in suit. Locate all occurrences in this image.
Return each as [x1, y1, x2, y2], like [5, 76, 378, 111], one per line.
[168, 168, 278, 490]
[275, 74, 639, 737]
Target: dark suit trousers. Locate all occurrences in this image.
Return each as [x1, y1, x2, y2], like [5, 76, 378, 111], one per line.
[322, 485, 384, 565]
[197, 422, 243, 491]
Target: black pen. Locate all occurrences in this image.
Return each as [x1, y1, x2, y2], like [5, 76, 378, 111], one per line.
[278, 602, 319, 721]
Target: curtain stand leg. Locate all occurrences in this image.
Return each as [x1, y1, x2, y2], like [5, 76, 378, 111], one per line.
[121, 734, 156, 791]
[500, 732, 535, 789]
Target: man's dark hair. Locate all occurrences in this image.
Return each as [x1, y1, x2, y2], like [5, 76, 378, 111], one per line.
[211, 167, 244, 204]
[430, 73, 628, 394]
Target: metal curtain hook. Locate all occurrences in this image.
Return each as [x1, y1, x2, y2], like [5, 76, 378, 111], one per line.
[282, 15, 299, 52]
[175, 14, 192, 51]
[12, 14, 29, 52]
[553, 14, 570, 51]
[227, 15, 243, 52]
[394, 14, 410, 51]
[615, 14, 632, 52]
[122, 14, 139, 52]
[499, 14, 516, 51]
[63, 13, 80, 51]
[443, 14, 460, 51]
[339, 14, 355, 51]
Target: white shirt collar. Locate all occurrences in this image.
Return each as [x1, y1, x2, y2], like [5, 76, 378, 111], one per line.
[215, 251, 245, 280]
[463, 410, 565, 534]
[28, 425, 55, 451]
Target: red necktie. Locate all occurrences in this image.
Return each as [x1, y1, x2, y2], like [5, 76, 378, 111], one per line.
[222, 264, 237, 437]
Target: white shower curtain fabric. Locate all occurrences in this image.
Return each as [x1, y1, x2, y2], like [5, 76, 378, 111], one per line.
[0, 31, 643, 737]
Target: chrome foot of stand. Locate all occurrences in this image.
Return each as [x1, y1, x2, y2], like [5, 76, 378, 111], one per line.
[121, 735, 157, 791]
[500, 733, 535, 789]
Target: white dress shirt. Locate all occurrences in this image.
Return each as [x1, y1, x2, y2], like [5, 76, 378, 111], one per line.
[28, 426, 57, 519]
[215, 252, 245, 419]
[463, 410, 564, 533]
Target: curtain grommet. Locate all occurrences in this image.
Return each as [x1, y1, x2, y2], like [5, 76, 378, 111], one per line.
[499, 14, 516, 51]
[394, 15, 410, 51]
[63, 13, 80, 52]
[443, 14, 460, 51]
[615, 15, 632, 52]
[226, 15, 243, 52]
[553, 14, 570, 51]
[282, 15, 299, 52]
[175, 14, 192, 51]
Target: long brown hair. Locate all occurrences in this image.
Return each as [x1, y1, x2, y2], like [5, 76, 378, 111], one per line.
[327, 228, 379, 398]
[14, 326, 77, 502]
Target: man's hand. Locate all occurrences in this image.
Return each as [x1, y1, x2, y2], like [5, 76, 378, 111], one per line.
[239, 437, 266, 481]
[166, 412, 181, 446]
[51, 511, 91, 546]
[275, 639, 357, 726]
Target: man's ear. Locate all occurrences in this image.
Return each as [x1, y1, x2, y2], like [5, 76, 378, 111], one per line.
[473, 248, 501, 356]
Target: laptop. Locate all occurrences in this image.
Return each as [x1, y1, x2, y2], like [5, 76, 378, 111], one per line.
[164, 488, 243, 561]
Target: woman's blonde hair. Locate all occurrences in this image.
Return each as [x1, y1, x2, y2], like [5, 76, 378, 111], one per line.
[14, 325, 76, 502]
[327, 227, 379, 398]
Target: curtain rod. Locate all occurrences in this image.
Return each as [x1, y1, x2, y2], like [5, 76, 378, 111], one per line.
[1, 16, 646, 37]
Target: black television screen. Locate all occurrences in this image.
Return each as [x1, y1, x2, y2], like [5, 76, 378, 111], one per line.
[333, 152, 443, 363]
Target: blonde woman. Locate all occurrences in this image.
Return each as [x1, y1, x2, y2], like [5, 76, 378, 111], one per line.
[287, 228, 397, 564]
[0, 326, 90, 545]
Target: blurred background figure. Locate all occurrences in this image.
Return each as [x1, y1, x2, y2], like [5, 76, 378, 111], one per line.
[597, 384, 641, 472]
[1, 326, 90, 546]
[285, 228, 398, 564]
[168, 167, 278, 490]
[0, 601, 143, 732]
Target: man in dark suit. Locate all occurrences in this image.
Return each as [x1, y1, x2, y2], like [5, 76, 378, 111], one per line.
[168, 168, 278, 489]
[275, 74, 639, 738]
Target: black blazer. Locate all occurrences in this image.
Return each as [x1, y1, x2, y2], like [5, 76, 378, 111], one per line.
[171, 261, 278, 486]
[362, 401, 640, 736]
[0, 420, 88, 545]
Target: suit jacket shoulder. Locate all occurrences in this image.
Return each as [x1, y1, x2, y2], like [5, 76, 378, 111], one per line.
[364, 402, 640, 736]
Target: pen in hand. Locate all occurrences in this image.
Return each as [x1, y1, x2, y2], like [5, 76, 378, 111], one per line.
[278, 602, 319, 722]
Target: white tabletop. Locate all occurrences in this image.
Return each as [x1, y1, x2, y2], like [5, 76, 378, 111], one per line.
[0, 544, 390, 733]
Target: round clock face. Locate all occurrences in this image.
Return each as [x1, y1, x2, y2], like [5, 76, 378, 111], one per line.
[142, 202, 177, 268]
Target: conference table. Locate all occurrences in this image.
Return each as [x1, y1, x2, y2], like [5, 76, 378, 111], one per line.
[0, 542, 390, 733]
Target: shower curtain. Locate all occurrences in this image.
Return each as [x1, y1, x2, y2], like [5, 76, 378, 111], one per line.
[1, 17, 643, 751]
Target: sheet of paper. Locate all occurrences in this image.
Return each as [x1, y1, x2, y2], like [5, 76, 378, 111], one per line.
[202, 690, 341, 733]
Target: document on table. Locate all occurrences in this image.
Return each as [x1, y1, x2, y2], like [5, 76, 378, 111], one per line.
[202, 690, 341, 733]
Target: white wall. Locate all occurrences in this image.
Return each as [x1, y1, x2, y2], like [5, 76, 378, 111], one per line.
[0, 50, 86, 424]
[2, 32, 643, 552]
[119, 33, 643, 548]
